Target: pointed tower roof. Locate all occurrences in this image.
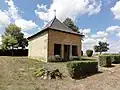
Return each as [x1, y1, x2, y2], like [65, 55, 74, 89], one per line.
[28, 17, 84, 40]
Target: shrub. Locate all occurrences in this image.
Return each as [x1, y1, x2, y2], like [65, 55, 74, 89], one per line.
[67, 61, 98, 79]
[34, 68, 45, 77]
[48, 55, 62, 62]
[55, 55, 62, 61]
[99, 55, 112, 67]
[112, 55, 120, 64]
[86, 50, 93, 57]
[69, 56, 81, 61]
[48, 56, 56, 62]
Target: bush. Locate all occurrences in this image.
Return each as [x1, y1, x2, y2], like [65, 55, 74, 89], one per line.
[67, 61, 98, 79]
[48, 56, 55, 62]
[55, 55, 62, 61]
[112, 55, 120, 64]
[48, 55, 62, 62]
[69, 56, 81, 61]
[99, 55, 112, 67]
[86, 50, 93, 57]
[34, 68, 45, 77]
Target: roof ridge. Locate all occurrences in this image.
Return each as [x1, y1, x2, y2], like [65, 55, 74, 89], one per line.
[51, 17, 78, 33]
[58, 19, 74, 32]
[49, 16, 56, 28]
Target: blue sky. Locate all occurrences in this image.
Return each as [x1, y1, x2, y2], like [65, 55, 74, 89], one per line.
[0, 0, 120, 53]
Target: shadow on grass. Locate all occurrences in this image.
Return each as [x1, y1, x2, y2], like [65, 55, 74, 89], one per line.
[72, 71, 103, 80]
[112, 62, 120, 64]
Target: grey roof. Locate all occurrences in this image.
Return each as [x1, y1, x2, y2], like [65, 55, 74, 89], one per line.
[43, 17, 80, 35]
[28, 17, 84, 40]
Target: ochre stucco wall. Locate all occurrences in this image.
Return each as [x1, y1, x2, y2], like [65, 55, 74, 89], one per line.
[48, 29, 82, 60]
[28, 31, 48, 62]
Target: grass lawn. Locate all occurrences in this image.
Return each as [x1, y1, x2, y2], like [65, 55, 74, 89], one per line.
[0, 56, 120, 90]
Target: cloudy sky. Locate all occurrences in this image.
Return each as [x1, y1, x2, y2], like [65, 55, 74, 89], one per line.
[0, 0, 120, 53]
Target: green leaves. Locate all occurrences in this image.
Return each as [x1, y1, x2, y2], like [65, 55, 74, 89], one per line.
[67, 61, 98, 79]
[94, 41, 109, 54]
[2, 24, 28, 50]
[99, 55, 112, 67]
[86, 50, 93, 57]
[63, 18, 79, 33]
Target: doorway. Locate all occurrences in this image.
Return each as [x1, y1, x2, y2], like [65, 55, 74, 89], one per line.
[72, 45, 78, 56]
[64, 45, 70, 61]
[54, 44, 61, 56]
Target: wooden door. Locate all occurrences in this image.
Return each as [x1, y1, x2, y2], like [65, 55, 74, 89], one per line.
[64, 45, 70, 61]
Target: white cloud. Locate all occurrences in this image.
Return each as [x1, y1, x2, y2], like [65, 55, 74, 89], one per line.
[91, 31, 108, 38]
[3, 0, 38, 31]
[82, 30, 108, 52]
[79, 28, 91, 35]
[116, 32, 120, 37]
[82, 38, 98, 52]
[108, 40, 120, 53]
[5, 0, 21, 20]
[83, 37, 107, 48]
[82, 26, 120, 53]
[79, 28, 91, 38]
[35, 0, 101, 21]
[22, 31, 32, 38]
[106, 25, 120, 37]
[15, 19, 38, 31]
[83, 38, 96, 44]
[37, 4, 47, 11]
[111, 1, 120, 20]
[106, 25, 120, 33]
[0, 10, 10, 26]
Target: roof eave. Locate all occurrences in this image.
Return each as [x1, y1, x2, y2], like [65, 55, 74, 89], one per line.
[49, 28, 84, 36]
[27, 28, 49, 40]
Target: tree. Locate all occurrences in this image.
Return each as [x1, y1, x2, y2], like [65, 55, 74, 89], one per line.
[94, 41, 109, 54]
[63, 18, 79, 33]
[2, 24, 28, 51]
[2, 35, 17, 50]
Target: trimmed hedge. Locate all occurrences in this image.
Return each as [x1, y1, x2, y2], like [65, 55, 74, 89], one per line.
[86, 50, 93, 57]
[99, 55, 112, 67]
[112, 55, 120, 64]
[67, 61, 98, 79]
[99, 55, 120, 66]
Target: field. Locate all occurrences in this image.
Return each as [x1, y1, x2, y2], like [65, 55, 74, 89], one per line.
[0, 57, 120, 90]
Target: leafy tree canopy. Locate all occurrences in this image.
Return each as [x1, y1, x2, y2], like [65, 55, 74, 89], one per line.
[63, 18, 79, 33]
[2, 24, 28, 50]
[94, 41, 109, 54]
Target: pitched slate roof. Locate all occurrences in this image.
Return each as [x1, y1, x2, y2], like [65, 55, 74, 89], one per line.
[28, 17, 84, 40]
